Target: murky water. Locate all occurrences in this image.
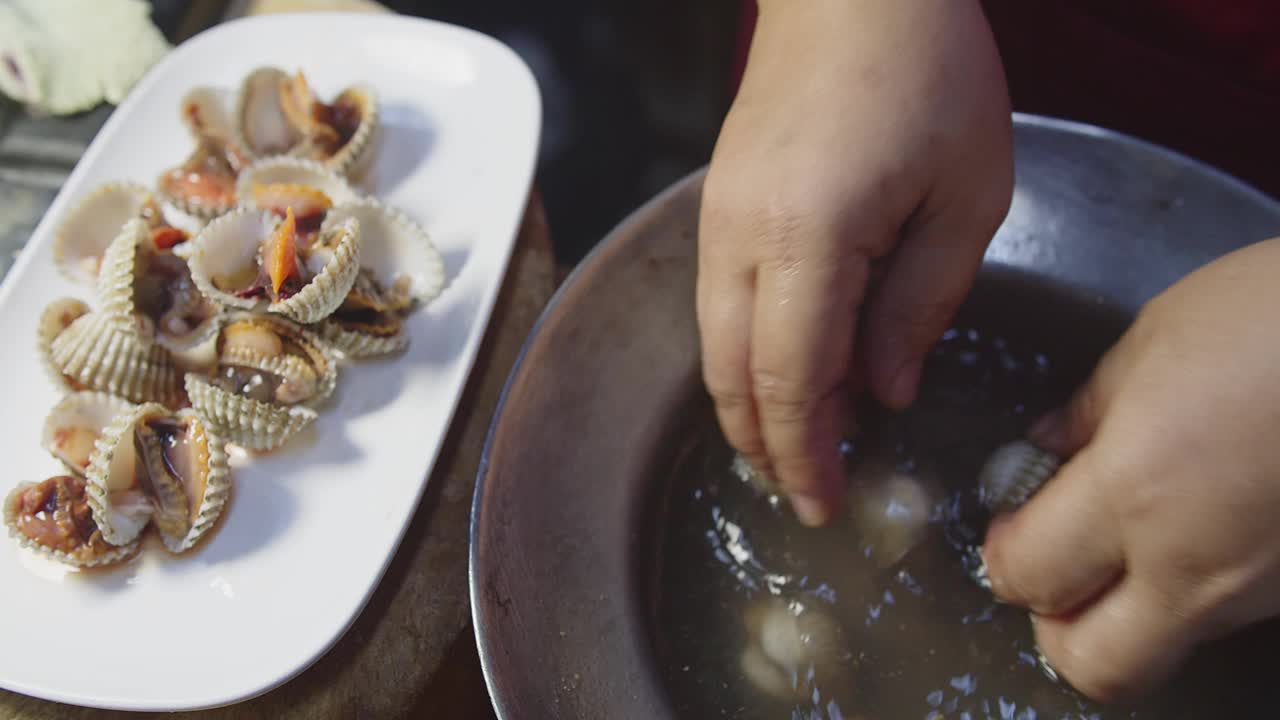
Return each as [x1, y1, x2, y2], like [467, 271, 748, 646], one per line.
[647, 273, 1280, 719]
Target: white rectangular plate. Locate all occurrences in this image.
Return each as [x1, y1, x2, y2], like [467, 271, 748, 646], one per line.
[0, 13, 539, 711]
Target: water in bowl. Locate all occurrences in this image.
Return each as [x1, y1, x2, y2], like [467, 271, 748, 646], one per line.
[646, 272, 1279, 719]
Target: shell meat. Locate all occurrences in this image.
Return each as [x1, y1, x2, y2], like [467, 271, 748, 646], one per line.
[41, 391, 134, 478]
[85, 402, 230, 552]
[37, 297, 90, 390]
[235, 156, 360, 214]
[157, 137, 249, 220]
[187, 206, 361, 324]
[235, 67, 379, 177]
[317, 198, 444, 358]
[180, 86, 237, 145]
[185, 313, 338, 451]
[46, 309, 184, 407]
[234, 67, 306, 159]
[96, 218, 223, 369]
[53, 182, 185, 285]
[4, 475, 139, 568]
[280, 70, 379, 177]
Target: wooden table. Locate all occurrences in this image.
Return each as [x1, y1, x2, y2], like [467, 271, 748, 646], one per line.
[0, 190, 556, 719]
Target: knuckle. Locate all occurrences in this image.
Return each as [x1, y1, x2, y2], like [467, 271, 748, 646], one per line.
[750, 367, 824, 423]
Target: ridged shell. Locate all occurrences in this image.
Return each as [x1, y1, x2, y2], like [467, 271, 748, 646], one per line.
[323, 196, 445, 305]
[83, 402, 168, 545]
[180, 86, 235, 143]
[304, 84, 379, 178]
[235, 156, 360, 211]
[53, 182, 154, 286]
[4, 479, 139, 568]
[156, 140, 240, 221]
[977, 440, 1061, 513]
[187, 208, 362, 324]
[37, 297, 90, 389]
[41, 391, 134, 478]
[185, 373, 318, 452]
[47, 311, 184, 407]
[218, 312, 339, 406]
[95, 218, 224, 366]
[316, 318, 408, 359]
[137, 408, 231, 553]
[312, 198, 443, 357]
[233, 67, 303, 159]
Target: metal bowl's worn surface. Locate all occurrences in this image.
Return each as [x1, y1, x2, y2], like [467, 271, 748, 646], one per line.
[469, 114, 1280, 719]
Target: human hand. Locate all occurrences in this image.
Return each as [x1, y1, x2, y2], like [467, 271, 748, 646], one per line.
[982, 236, 1280, 703]
[697, 0, 1013, 525]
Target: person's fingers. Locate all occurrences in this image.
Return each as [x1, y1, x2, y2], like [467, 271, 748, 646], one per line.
[697, 199, 772, 478]
[750, 243, 870, 526]
[1031, 573, 1198, 705]
[982, 447, 1126, 616]
[861, 197, 1006, 411]
[1027, 316, 1139, 457]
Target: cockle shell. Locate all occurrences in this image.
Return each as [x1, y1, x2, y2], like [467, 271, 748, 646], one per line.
[95, 218, 223, 368]
[47, 310, 184, 407]
[186, 207, 362, 324]
[316, 197, 444, 358]
[85, 402, 231, 552]
[52, 181, 155, 285]
[977, 440, 1060, 513]
[303, 83, 379, 178]
[4, 477, 139, 568]
[156, 139, 243, 221]
[179, 86, 236, 144]
[82, 402, 165, 545]
[183, 314, 337, 451]
[234, 156, 360, 211]
[233, 67, 304, 159]
[41, 391, 134, 478]
[184, 374, 318, 452]
[970, 440, 1065, 683]
[37, 297, 90, 389]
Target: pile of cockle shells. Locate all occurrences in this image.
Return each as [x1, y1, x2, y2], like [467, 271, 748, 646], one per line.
[5, 67, 445, 570]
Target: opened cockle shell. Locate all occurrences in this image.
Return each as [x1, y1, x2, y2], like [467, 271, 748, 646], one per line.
[235, 156, 360, 213]
[136, 408, 230, 553]
[184, 374, 318, 452]
[156, 138, 245, 221]
[234, 67, 305, 160]
[41, 391, 134, 478]
[316, 197, 444, 358]
[187, 207, 362, 324]
[184, 313, 338, 451]
[96, 218, 223, 369]
[81, 402, 163, 545]
[4, 476, 139, 568]
[47, 310, 183, 407]
[37, 297, 90, 390]
[53, 182, 159, 285]
[286, 75, 379, 178]
[977, 440, 1060, 513]
[180, 86, 236, 144]
[85, 402, 231, 552]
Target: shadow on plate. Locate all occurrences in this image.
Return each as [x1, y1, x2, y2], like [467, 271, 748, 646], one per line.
[360, 102, 437, 198]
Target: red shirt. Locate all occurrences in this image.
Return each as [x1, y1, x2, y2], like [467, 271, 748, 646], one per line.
[730, 0, 1280, 199]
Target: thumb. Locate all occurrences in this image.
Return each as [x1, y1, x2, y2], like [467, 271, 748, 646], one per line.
[982, 337, 1132, 615]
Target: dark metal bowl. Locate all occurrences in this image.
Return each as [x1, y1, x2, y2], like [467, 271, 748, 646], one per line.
[469, 114, 1280, 719]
